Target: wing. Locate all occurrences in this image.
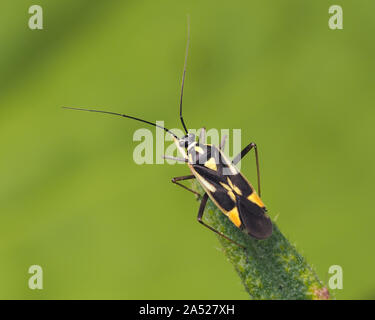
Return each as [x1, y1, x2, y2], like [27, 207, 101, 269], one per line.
[192, 164, 235, 212]
[237, 195, 273, 239]
[190, 146, 272, 239]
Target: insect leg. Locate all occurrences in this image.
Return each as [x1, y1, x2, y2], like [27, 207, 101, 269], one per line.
[171, 175, 201, 197]
[232, 142, 262, 196]
[197, 193, 245, 248]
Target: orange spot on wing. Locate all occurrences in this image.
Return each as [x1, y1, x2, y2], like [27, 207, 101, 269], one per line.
[227, 207, 241, 228]
[248, 192, 265, 208]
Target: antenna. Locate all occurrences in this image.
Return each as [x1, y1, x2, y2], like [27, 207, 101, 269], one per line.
[62, 107, 179, 139]
[179, 15, 190, 135]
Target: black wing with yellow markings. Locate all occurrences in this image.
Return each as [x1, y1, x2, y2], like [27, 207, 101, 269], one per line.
[190, 144, 272, 239]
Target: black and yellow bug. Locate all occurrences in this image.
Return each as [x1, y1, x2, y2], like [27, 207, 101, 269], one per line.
[172, 132, 273, 244]
[63, 21, 272, 247]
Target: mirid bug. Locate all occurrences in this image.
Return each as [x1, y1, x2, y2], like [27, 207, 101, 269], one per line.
[63, 21, 272, 247]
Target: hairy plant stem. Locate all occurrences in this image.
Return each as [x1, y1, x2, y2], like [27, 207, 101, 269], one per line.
[192, 181, 330, 300]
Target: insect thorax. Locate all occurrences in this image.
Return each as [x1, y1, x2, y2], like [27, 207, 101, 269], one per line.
[187, 143, 219, 166]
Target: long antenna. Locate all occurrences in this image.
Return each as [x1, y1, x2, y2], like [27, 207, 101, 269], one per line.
[62, 107, 179, 139]
[179, 15, 190, 135]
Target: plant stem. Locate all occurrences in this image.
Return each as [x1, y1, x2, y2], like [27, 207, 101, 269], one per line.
[192, 181, 330, 300]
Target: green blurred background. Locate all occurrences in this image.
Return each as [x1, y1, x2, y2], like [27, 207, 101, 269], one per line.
[1, 1, 374, 299]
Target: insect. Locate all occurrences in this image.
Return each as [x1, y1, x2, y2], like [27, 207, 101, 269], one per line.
[63, 21, 272, 247]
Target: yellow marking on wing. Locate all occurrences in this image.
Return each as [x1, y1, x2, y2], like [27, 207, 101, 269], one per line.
[227, 190, 236, 202]
[232, 185, 242, 196]
[227, 177, 234, 189]
[220, 181, 238, 201]
[204, 157, 217, 171]
[220, 182, 231, 191]
[195, 146, 204, 154]
[248, 192, 265, 208]
[227, 207, 241, 227]
[226, 177, 242, 195]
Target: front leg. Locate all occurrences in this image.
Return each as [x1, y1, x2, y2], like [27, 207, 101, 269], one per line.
[171, 175, 201, 198]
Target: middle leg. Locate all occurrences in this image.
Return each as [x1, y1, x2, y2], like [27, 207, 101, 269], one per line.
[197, 193, 245, 248]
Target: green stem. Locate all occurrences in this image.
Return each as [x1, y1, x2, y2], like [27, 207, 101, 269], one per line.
[192, 181, 330, 300]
